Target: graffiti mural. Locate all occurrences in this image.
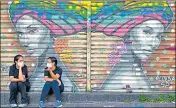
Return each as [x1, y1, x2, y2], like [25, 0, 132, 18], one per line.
[0, 0, 175, 92]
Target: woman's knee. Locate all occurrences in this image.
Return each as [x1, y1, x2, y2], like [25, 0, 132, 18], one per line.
[17, 82, 25, 87]
[44, 81, 52, 87]
[9, 82, 18, 91]
[52, 80, 59, 87]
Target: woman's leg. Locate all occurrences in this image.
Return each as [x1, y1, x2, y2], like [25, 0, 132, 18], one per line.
[17, 82, 28, 104]
[60, 81, 64, 93]
[40, 81, 52, 101]
[51, 80, 61, 101]
[9, 82, 18, 104]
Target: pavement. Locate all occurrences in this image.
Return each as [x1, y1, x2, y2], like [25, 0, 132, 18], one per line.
[1, 92, 175, 108]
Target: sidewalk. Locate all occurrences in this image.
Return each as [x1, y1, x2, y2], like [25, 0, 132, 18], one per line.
[1, 92, 175, 107]
[1, 102, 175, 107]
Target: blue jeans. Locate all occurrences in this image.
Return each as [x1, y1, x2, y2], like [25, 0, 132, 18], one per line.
[40, 80, 64, 101]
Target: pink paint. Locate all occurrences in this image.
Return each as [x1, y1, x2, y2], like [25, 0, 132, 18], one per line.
[166, 47, 176, 51]
[65, 29, 75, 34]
[23, 10, 32, 14]
[90, 13, 169, 37]
[11, 43, 14, 46]
[110, 42, 127, 54]
[91, 22, 97, 28]
[96, 24, 105, 31]
[103, 24, 122, 35]
[111, 14, 168, 37]
[75, 25, 83, 31]
[108, 42, 127, 68]
[12, 10, 83, 35]
[104, 28, 115, 35]
[108, 52, 121, 68]
[113, 27, 129, 37]
[12, 10, 169, 37]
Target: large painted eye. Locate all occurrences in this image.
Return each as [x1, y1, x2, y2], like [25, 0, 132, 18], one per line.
[156, 33, 162, 39]
[143, 29, 152, 35]
[142, 26, 153, 35]
[17, 32, 24, 38]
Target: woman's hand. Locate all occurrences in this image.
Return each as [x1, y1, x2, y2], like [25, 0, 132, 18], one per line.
[57, 79, 61, 86]
[47, 67, 52, 72]
[18, 62, 24, 68]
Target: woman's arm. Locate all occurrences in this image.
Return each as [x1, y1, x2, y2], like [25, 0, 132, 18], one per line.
[9, 65, 24, 82]
[49, 70, 60, 80]
[44, 76, 54, 82]
[10, 76, 22, 82]
[18, 67, 25, 82]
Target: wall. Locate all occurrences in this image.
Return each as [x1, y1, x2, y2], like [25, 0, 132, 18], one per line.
[1, 0, 175, 92]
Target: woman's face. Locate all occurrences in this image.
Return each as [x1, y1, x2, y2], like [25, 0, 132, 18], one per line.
[15, 15, 50, 57]
[129, 20, 164, 59]
[47, 59, 55, 68]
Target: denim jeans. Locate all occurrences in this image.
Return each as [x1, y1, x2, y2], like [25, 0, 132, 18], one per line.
[40, 80, 64, 101]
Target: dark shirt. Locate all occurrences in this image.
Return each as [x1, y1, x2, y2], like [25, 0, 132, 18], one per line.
[9, 64, 28, 78]
[44, 66, 62, 81]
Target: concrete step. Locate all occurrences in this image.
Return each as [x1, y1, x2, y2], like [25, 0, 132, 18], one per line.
[1, 102, 175, 107]
[1, 92, 175, 105]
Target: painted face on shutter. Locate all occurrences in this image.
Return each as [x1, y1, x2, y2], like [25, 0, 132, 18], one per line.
[129, 20, 164, 60]
[15, 15, 51, 57]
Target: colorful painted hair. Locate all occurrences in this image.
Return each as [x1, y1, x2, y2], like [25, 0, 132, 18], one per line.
[9, 0, 173, 37]
[9, 0, 87, 35]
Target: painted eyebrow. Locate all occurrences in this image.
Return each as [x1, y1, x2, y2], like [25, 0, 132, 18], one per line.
[27, 24, 33, 29]
[145, 26, 153, 30]
[143, 26, 154, 33]
[26, 24, 38, 32]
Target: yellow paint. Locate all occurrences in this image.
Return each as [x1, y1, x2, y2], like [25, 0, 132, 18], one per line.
[44, 0, 49, 3]
[141, 3, 147, 7]
[63, 49, 73, 53]
[70, 1, 79, 5]
[14, 0, 20, 4]
[148, 3, 153, 6]
[70, 0, 91, 9]
[164, 3, 168, 7]
[81, 1, 91, 6]
[97, 3, 103, 7]
[69, 6, 72, 9]
[76, 6, 81, 10]
[155, 2, 159, 6]
[60, 49, 73, 63]
[51, 0, 57, 4]
[91, 7, 97, 11]
[125, 0, 131, 4]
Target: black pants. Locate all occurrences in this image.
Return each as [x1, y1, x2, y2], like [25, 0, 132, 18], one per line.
[9, 82, 28, 104]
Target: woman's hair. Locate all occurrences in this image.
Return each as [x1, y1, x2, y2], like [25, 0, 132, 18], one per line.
[14, 54, 23, 63]
[9, 0, 87, 36]
[48, 57, 57, 66]
[92, 0, 174, 37]
[9, 0, 173, 37]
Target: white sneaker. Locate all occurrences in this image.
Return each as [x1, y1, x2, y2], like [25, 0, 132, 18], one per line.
[18, 103, 27, 107]
[10, 104, 18, 107]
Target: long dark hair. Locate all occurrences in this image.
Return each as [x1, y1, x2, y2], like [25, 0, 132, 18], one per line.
[48, 57, 57, 66]
[14, 54, 23, 64]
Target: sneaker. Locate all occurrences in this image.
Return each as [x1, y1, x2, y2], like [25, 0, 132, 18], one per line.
[39, 101, 46, 108]
[10, 104, 18, 107]
[54, 100, 63, 107]
[18, 103, 27, 107]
